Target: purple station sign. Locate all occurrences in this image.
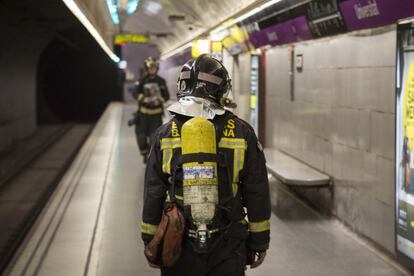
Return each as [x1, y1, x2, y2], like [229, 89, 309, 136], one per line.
[249, 16, 313, 48]
[340, 0, 414, 32]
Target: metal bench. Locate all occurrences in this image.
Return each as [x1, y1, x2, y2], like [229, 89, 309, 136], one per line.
[264, 148, 331, 187]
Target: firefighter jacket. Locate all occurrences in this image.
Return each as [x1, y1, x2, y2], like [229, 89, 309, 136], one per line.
[134, 75, 170, 115]
[141, 111, 271, 252]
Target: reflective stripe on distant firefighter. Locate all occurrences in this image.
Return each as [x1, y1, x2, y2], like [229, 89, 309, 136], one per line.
[141, 222, 158, 235]
[218, 138, 247, 194]
[248, 220, 270, 233]
[140, 106, 163, 115]
[161, 138, 182, 174]
[137, 94, 144, 102]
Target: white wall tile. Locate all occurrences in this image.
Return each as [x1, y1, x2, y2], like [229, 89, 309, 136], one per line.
[371, 112, 395, 159]
[264, 27, 397, 253]
[375, 156, 394, 206]
[381, 203, 396, 254]
[375, 67, 395, 114]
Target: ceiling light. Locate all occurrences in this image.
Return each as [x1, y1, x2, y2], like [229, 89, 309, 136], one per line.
[212, 0, 283, 35]
[62, 0, 120, 62]
[162, 0, 283, 58]
[124, 0, 140, 14]
[106, 0, 120, 24]
[143, 1, 162, 15]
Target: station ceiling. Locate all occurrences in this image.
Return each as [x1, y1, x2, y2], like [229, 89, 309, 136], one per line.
[71, 0, 264, 56]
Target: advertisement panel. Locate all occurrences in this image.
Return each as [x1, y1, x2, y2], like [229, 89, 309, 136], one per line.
[396, 19, 414, 269]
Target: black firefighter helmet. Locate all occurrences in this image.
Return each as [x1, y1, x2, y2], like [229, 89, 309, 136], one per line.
[177, 54, 234, 107]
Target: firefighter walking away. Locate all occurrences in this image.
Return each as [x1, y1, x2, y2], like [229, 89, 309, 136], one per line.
[141, 54, 271, 276]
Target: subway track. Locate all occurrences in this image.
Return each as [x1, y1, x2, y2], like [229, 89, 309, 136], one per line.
[0, 124, 92, 274]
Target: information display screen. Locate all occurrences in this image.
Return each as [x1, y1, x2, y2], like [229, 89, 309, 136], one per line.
[396, 20, 414, 269]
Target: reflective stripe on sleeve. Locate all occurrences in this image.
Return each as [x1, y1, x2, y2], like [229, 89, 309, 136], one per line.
[161, 138, 181, 174]
[162, 148, 173, 174]
[218, 137, 247, 195]
[141, 222, 158, 235]
[249, 220, 270, 233]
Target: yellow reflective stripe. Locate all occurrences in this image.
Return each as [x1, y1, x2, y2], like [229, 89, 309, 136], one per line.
[218, 138, 247, 149]
[249, 220, 270, 233]
[161, 138, 182, 174]
[141, 222, 158, 235]
[162, 148, 173, 174]
[218, 138, 247, 195]
[160, 138, 181, 150]
[137, 94, 144, 102]
[166, 194, 183, 201]
[140, 106, 163, 115]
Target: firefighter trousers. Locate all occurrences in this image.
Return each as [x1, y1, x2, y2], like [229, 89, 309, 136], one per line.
[161, 236, 246, 276]
[135, 113, 162, 155]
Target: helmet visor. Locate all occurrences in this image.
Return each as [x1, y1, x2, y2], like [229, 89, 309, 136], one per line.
[178, 71, 225, 97]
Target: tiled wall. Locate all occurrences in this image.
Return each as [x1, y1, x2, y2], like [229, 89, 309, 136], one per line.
[233, 53, 251, 122]
[265, 26, 396, 254]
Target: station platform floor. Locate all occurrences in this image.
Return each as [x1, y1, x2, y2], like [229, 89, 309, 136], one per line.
[4, 103, 413, 276]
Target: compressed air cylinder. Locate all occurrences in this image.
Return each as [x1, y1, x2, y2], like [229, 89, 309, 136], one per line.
[181, 117, 218, 226]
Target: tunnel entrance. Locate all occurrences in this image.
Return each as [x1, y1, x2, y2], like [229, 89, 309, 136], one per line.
[36, 25, 122, 124]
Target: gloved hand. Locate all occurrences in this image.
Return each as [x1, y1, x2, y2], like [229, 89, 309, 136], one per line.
[147, 261, 161, 269]
[246, 250, 267, 269]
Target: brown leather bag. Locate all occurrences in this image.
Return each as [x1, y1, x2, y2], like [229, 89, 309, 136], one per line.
[144, 202, 185, 267]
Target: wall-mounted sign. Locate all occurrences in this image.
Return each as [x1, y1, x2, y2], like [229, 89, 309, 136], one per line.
[295, 54, 303, 71]
[191, 39, 211, 58]
[250, 55, 259, 134]
[211, 41, 223, 61]
[249, 16, 312, 48]
[340, 0, 414, 32]
[396, 19, 414, 270]
[114, 34, 149, 45]
[219, 25, 249, 56]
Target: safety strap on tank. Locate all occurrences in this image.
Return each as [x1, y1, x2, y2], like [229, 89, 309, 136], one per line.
[178, 153, 220, 164]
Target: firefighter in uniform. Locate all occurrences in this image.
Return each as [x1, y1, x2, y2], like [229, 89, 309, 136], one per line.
[133, 57, 170, 162]
[141, 54, 270, 275]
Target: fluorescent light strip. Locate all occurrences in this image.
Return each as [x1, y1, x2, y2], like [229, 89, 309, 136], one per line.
[211, 0, 282, 35]
[62, 0, 120, 63]
[106, 0, 120, 24]
[162, 0, 282, 59]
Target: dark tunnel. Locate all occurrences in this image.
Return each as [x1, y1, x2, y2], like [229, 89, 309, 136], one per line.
[36, 25, 123, 124]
